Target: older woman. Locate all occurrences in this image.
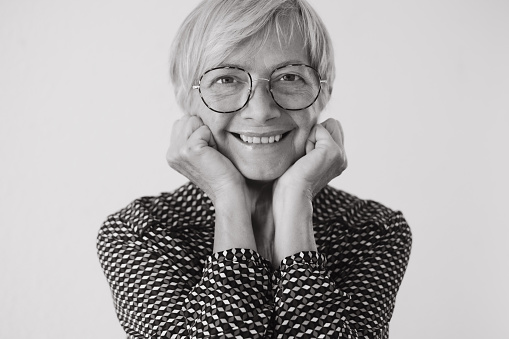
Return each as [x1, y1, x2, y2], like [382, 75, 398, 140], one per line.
[97, 0, 412, 338]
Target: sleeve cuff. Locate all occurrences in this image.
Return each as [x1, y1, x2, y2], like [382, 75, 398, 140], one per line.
[206, 247, 273, 272]
[279, 251, 327, 273]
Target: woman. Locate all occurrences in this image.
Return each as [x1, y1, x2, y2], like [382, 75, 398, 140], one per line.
[97, 0, 412, 338]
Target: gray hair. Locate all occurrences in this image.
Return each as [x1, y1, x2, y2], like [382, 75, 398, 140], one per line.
[169, 0, 335, 112]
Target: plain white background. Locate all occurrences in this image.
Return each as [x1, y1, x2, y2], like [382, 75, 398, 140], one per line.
[1, 0, 508, 338]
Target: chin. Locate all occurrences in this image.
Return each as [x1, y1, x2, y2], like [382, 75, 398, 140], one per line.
[236, 162, 289, 182]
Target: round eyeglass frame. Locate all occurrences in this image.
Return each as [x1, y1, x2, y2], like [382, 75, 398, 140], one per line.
[192, 63, 327, 114]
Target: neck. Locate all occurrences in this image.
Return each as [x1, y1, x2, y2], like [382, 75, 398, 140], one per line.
[245, 178, 276, 266]
[245, 179, 274, 209]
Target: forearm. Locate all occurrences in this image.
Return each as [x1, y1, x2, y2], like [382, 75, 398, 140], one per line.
[273, 186, 317, 265]
[213, 186, 257, 253]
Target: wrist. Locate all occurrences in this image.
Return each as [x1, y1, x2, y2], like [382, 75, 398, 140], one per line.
[214, 183, 250, 224]
[273, 181, 313, 205]
[272, 192, 313, 225]
[213, 184, 257, 253]
[213, 178, 247, 203]
[272, 188, 316, 265]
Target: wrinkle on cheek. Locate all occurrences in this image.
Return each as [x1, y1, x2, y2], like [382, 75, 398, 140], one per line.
[289, 110, 318, 156]
[199, 112, 229, 134]
[220, 134, 233, 157]
[213, 120, 235, 157]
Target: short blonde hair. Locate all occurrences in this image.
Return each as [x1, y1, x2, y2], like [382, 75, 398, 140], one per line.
[169, 0, 335, 112]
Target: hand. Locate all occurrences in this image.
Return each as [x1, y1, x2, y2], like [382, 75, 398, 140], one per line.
[271, 118, 347, 265]
[275, 118, 347, 199]
[166, 115, 257, 253]
[166, 115, 245, 203]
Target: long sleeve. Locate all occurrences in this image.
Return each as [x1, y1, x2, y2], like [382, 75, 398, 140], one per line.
[182, 248, 273, 337]
[267, 211, 411, 339]
[335, 211, 412, 338]
[97, 194, 276, 338]
[97, 184, 412, 338]
[97, 208, 194, 338]
[271, 251, 357, 338]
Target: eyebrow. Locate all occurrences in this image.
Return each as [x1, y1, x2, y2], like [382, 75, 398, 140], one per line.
[218, 60, 310, 72]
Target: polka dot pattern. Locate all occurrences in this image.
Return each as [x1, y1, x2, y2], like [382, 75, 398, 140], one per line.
[97, 182, 412, 338]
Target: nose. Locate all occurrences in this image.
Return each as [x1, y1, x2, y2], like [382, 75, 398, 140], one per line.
[240, 78, 281, 123]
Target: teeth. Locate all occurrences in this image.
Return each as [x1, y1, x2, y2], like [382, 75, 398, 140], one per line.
[239, 134, 284, 144]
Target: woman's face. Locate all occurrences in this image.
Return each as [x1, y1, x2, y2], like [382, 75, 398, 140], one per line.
[191, 30, 322, 181]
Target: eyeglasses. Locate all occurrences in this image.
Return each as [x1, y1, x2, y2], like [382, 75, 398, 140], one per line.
[192, 64, 327, 113]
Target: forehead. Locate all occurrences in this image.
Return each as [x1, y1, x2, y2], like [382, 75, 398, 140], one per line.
[221, 28, 309, 74]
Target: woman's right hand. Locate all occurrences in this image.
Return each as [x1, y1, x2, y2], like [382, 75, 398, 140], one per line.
[166, 115, 245, 203]
[166, 115, 257, 253]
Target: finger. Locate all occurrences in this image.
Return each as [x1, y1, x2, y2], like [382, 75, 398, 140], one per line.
[305, 124, 319, 154]
[184, 116, 204, 139]
[313, 124, 335, 150]
[187, 125, 217, 150]
[169, 117, 185, 150]
[320, 118, 344, 146]
[168, 118, 186, 165]
[170, 117, 184, 138]
[169, 115, 204, 157]
[311, 123, 348, 174]
[305, 123, 335, 153]
[170, 115, 191, 141]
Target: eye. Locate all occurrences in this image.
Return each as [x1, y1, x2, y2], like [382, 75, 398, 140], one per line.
[215, 76, 237, 84]
[278, 74, 302, 82]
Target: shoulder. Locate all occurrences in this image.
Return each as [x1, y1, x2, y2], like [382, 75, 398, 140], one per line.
[99, 182, 215, 238]
[313, 185, 412, 241]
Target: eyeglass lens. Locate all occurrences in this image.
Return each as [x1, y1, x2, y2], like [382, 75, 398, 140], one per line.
[198, 65, 321, 113]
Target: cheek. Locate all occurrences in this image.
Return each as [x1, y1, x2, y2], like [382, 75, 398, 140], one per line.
[190, 93, 229, 132]
[191, 96, 227, 133]
[206, 116, 230, 137]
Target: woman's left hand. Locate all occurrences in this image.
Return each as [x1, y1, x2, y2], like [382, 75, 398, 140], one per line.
[275, 118, 347, 199]
[271, 118, 347, 265]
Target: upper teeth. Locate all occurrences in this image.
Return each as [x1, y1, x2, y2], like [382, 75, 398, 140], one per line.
[239, 134, 283, 144]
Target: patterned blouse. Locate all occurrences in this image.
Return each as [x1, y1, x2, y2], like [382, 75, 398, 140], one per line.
[97, 182, 412, 338]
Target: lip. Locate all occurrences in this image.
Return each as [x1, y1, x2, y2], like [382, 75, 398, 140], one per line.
[229, 129, 294, 147]
[228, 128, 292, 138]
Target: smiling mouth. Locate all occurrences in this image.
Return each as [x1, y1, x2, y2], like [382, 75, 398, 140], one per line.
[230, 131, 291, 144]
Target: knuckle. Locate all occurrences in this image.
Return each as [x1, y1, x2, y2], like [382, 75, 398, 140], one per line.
[179, 146, 191, 159]
[173, 116, 187, 128]
[189, 145, 200, 153]
[194, 124, 206, 134]
[188, 115, 202, 127]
